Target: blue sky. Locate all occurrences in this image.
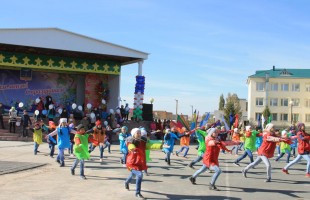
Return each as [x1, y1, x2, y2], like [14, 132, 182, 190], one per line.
[2, 0, 310, 116]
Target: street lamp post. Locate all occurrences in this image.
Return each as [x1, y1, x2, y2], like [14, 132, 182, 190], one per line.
[289, 100, 293, 124]
[175, 99, 178, 119]
[190, 105, 193, 118]
[150, 98, 154, 104]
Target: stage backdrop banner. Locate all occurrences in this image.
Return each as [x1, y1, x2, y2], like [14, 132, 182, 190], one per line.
[0, 69, 77, 112]
[85, 74, 109, 109]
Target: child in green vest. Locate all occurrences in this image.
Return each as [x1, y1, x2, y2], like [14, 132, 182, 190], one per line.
[71, 124, 93, 180]
[275, 130, 292, 163]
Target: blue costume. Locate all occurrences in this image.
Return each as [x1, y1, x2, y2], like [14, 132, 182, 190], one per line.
[163, 130, 180, 165]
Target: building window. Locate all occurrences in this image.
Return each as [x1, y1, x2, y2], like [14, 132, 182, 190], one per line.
[270, 98, 278, 107]
[306, 84, 310, 92]
[280, 114, 288, 121]
[271, 113, 277, 121]
[270, 83, 278, 91]
[306, 99, 310, 107]
[281, 83, 289, 91]
[291, 98, 300, 106]
[292, 114, 299, 122]
[280, 98, 289, 106]
[256, 98, 264, 106]
[306, 114, 310, 122]
[256, 82, 265, 91]
[291, 83, 300, 92]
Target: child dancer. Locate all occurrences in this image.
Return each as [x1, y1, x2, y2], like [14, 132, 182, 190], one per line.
[124, 128, 162, 199]
[275, 130, 292, 163]
[88, 120, 106, 162]
[189, 128, 234, 190]
[242, 123, 288, 182]
[289, 128, 298, 158]
[234, 126, 261, 166]
[282, 123, 310, 177]
[48, 118, 75, 167]
[71, 124, 93, 180]
[231, 128, 241, 155]
[188, 126, 208, 168]
[46, 121, 57, 158]
[163, 127, 181, 166]
[176, 127, 191, 158]
[29, 121, 45, 155]
[119, 126, 130, 165]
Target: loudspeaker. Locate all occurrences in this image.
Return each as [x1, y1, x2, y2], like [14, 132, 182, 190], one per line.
[142, 103, 153, 121]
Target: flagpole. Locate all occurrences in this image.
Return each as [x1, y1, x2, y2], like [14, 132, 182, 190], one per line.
[175, 99, 178, 120]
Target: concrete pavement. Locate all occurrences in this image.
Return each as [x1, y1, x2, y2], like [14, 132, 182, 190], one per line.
[0, 141, 309, 200]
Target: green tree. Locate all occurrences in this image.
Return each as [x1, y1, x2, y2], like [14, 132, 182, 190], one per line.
[219, 94, 225, 110]
[262, 106, 271, 127]
[223, 93, 242, 128]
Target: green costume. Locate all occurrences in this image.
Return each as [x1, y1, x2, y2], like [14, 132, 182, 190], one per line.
[244, 130, 258, 152]
[196, 129, 207, 156]
[73, 134, 90, 160]
[145, 140, 163, 162]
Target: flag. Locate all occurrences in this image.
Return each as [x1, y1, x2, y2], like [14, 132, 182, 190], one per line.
[261, 115, 265, 130]
[192, 109, 197, 122]
[221, 115, 230, 131]
[190, 111, 199, 130]
[257, 114, 261, 129]
[229, 113, 234, 128]
[170, 120, 183, 133]
[212, 119, 222, 128]
[267, 115, 272, 123]
[199, 112, 210, 127]
[177, 114, 190, 131]
[234, 114, 239, 128]
[190, 122, 196, 130]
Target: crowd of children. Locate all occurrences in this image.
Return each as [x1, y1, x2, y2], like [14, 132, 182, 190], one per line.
[3, 105, 309, 199]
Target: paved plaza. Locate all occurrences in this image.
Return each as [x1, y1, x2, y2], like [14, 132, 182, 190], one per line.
[0, 141, 309, 200]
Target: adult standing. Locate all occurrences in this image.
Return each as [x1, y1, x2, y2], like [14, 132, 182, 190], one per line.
[124, 103, 130, 122]
[36, 97, 44, 119]
[0, 103, 5, 129]
[9, 107, 17, 133]
[21, 110, 32, 137]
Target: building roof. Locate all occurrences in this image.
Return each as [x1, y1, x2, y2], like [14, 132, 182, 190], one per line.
[249, 66, 310, 79]
[0, 28, 148, 65]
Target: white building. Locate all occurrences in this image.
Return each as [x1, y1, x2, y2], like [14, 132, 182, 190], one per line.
[247, 66, 310, 128]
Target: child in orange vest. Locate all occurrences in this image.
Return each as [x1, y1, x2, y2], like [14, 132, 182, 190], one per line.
[175, 127, 191, 157]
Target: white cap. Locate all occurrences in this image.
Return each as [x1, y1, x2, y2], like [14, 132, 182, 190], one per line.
[141, 129, 147, 137]
[281, 130, 287, 136]
[265, 123, 274, 131]
[131, 128, 141, 137]
[59, 118, 67, 124]
[245, 126, 251, 131]
[234, 128, 238, 133]
[207, 128, 216, 136]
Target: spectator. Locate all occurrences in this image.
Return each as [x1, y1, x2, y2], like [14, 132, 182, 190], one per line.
[9, 107, 17, 133]
[21, 110, 32, 137]
[0, 103, 5, 129]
